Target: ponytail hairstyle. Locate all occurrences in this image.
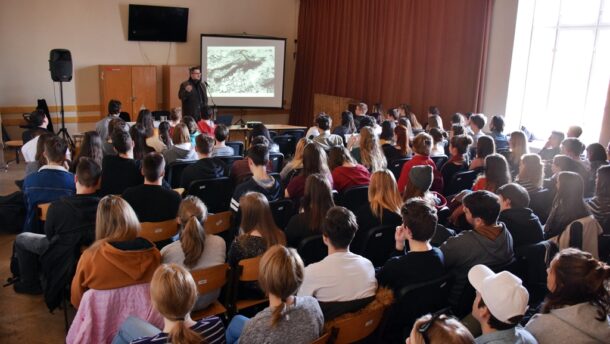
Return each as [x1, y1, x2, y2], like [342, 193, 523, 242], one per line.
[177, 196, 208, 268]
[544, 248, 610, 321]
[150, 264, 202, 344]
[158, 121, 172, 147]
[394, 124, 412, 156]
[258, 245, 305, 327]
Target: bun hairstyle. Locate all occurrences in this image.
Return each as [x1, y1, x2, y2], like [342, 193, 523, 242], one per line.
[150, 264, 201, 344]
[545, 248, 610, 321]
[258, 245, 305, 326]
[413, 132, 433, 156]
[177, 196, 208, 268]
[450, 134, 473, 155]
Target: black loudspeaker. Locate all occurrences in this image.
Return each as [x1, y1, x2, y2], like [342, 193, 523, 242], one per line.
[49, 49, 72, 82]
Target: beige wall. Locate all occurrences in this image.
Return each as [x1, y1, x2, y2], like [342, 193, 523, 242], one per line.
[0, 0, 298, 137]
[481, 0, 519, 127]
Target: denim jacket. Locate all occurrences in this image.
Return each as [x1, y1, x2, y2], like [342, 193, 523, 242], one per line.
[23, 166, 75, 232]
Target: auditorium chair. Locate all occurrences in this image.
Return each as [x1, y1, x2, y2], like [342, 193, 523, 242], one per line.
[228, 255, 268, 317]
[324, 300, 387, 344]
[514, 243, 548, 305]
[139, 219, 180, 243]
[282, 129, 305, 140]
[165, 160, 196, 188]
[226, 141, 244, 156]
[273, 135, 297, 157]
[217, 155, 244, 172]
[336, 185, 368, 213]
[37, 203, 51, 221]
[204, 211, 232, 235]
[269, 152, 284, 173]
[269, 199, 296, 230]
[297, 235, 327, 266]
[190, 263, 231, 320]
[528, 188, 553, 224]
[444, 170, 479, 197]
[388, 158, 411, 180]
[187, 177, 233, 213]
[358, 224, 396, 267]
[431, 155, 448, 171]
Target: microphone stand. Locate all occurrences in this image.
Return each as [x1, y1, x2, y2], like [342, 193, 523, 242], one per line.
[204, 81, 218, 122]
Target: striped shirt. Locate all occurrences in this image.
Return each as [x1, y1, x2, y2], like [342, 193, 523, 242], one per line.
[516, 179, 542, 193]
[130, 316, 225, 344]
[587, 197, 610, 226]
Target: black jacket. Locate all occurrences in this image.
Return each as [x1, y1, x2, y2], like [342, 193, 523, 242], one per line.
[499, 207, 544, 249]
[180, 158, 227, 189]
[41, 194, 99, 311]
[178, 78, 208, 121]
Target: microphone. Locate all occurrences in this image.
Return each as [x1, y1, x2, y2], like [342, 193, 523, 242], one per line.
[204, 81, 209, 87]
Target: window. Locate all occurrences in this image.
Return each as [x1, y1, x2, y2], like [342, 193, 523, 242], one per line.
[506, 0, 610, 144]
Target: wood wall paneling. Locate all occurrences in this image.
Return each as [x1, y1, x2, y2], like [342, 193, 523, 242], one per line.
[131, 66, 157, 115]
[312, 93, 359, 130]
[163, 65, 190, 110]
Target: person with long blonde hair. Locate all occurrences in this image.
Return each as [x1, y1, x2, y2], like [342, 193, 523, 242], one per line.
[352, 126, 387, 172]
[354, 170, 403, 252]
[508, 131, 529, 176]
[280, 137, 312, 182]
[71, 195, 160, 308]
[160, 196, 226, 310]
[113, 264, 225, 344]
[226, 245, 324, 344]
[516, 154, 544, 193]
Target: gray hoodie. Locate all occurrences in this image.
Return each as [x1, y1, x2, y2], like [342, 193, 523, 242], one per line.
[525, 302, 610, 344]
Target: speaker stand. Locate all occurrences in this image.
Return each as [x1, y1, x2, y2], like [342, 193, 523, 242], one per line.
[56, 81, 74, 149]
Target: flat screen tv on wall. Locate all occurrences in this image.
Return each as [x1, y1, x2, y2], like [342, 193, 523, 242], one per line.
[128, 4, 189, 42]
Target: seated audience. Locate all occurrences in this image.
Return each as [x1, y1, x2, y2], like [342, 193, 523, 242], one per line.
[227, 245, 324, 344]
[69, 131, 102, 173]
[469, 135, 496, 171]
[71, 195, 160, 308]
[21, 109, 50, 160]
[398, 132, 443, 194]
[305, 112, 324, 139]
[162, 123, 197, 165]
[354, 170, 403, 249]
[441, 191, 514, 306]
[468, 265, 537, 344]
[23, 135, 75, 233]
[561, 138, 589, 174]
[399, 103, 423, 130]
[24, 132, 53, 176]
[161, 196, 226, 310]
[298, 206, 377, 320]
[441, 134, 473, 192]
[585, 143, 609, 193]
[100, 130, 144, 196]
[377, 198, 445, 293]
[157, 121, 172, 148]
[95, 99, 121, 142]
[168, 107, 182, 133]
[180, 134, 226, 189]
[285, 174, 335, 248]
[488, 115, 510, 151]
[312, 113, 343, 150]
[543, 171, 592, 240]
[113, 264, 225, 344]
[497, 183, 544, 249]
[402, 165, 447, 209]
[407, 312, 475, 344]
[379, 120, 395, 146]
[468, 113, 487, 147]
[279, 137, 310, 183]
[507, 130, 529, 177]
[539, 131, 565, 161]
[566, 125, 583, 138]
[122, 153, 181, 223]
[515, 153, 544, 193]
[248, 123, 279, 153]
[351, 126, 387, 172]
[129, 124, 155, 160]
[182, 115, 200, 147]
[101, 117, 126, 156]
[14, 158, 100, 296]
[286, 143, 332, 200]
[353, 103, 369, 129]
[230, 135, 273, 183]
[211, 124, 234, 157]
[525, 248, 610, 343]
[429, 128, 447, 156]
[228, 192, 286, 298]
[587, 165, 610, 227]
[328, 145, 370, 192]
[231, 144, 281, 211]
[472, 153, 512, 192]
[137, 109, 166, 153]
[196, 107, 216, 136]
[331, 111, 356, 145]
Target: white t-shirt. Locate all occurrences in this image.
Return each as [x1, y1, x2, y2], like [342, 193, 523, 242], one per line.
[22, 136, 39, 162]
[305, 126, 320, 140]
[298, 251, 377, 302]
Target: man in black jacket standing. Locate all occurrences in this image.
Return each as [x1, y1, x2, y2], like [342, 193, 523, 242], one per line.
[14, 158, 100, 302]
[178, 66, 208, 121]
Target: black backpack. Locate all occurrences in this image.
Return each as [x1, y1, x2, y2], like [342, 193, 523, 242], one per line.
[0, 191, 25, 233]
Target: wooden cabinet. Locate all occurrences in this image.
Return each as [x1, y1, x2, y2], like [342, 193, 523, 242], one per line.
[312, 93, 359, 129]
[162, 65, 190, 110]
[99, 65, 157, 117]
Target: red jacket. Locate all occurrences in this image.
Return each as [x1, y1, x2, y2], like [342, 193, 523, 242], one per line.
[397, 154, 444, 194]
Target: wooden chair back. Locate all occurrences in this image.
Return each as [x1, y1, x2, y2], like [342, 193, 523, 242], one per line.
[328, 306, 385, 344]
[38, 203, 51, 221]
[190, 264, 230, 294]
[204, 211, 232, 235]
[238, 255, 261, 282]
[310, 333, 330, 344]
[139, 219, 179, 242]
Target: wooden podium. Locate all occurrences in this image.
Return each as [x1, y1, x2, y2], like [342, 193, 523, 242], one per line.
[312, 93, 359, 129]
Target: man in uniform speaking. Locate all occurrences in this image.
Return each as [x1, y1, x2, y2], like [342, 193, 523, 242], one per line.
[178, 66, 208, 121]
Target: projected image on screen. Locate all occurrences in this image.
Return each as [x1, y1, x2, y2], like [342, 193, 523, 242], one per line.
[208, 47, 275, 97]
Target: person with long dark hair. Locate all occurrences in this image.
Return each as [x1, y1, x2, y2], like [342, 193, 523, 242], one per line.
[526, 248, 610, 343]
[332, 111, 356, 146]
[472, 154, 512, 193]
[328, 145, 370, 192]
[285, 143, 332, 199]
[129, 124, 155, 161]
[441, 134, 473, 191]
[469, 136, 496, 171]
[285, 174, 335, 247]
[544, 172, 592, 239]
[515, 153, 544, 193]
[587, 165, 610, 227]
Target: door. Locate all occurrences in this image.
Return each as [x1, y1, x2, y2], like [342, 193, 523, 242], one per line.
[99, 66, 132, 118]
[132, 66, 157, 115]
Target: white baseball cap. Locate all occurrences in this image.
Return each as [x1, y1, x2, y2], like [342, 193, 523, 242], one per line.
[468, 264, 529, 323]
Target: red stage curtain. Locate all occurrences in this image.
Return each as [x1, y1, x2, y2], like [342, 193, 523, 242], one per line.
[290, 0, 493, 127]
